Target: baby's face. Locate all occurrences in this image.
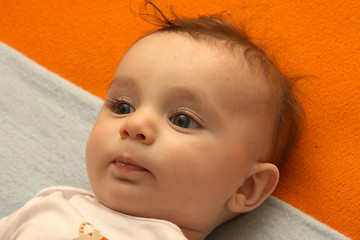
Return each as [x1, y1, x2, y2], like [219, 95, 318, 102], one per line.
[86, 33, 275, 232]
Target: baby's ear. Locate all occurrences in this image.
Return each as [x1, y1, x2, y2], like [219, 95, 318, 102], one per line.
[226, 163, 279, 213]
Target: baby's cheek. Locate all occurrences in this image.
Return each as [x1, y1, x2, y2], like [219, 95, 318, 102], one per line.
[164, 143, 209, 177]
[88, 120, 113, 144]
[163, 140, 195, 161]
[159, 143, 193, 175]
[86, 132, 100, 157]
[85, 125, 109, 165]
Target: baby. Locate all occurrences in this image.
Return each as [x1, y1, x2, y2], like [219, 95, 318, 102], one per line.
[0, 2, 304, 240]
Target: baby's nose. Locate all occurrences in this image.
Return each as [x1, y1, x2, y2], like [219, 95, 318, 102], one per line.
[119, 111, 156, 145]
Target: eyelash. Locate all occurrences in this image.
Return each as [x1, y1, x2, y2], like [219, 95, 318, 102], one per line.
[106, 97, 133, 111]
[105, 97, 203, 128]
[170, 108, 202, 127]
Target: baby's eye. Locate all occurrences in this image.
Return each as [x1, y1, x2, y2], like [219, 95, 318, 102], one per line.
[115, 102, 135, 115]
[171, 114, 199, 129]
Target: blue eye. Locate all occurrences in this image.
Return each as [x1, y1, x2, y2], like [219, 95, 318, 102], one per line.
[115, 102, 135, 115]
[171, 114, 199, 128]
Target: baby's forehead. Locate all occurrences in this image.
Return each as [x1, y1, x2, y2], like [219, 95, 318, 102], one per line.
[121, 32, 275, 112]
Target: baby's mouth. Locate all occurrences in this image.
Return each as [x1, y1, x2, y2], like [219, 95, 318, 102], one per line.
[113, 158, 149, 172]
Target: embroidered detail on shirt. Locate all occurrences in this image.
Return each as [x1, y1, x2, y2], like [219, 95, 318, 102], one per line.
[73, 222, 109, 240]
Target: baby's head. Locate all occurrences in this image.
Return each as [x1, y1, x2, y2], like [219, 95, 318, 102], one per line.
[86, 5, 304, 240]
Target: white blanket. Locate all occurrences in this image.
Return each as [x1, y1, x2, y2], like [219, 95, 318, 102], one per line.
[0, 41, 349, 240]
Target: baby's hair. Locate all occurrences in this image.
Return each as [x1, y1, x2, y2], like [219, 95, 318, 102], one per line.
[138, 0, 305, 167]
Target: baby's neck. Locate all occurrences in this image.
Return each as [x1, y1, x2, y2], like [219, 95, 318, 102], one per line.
[180, 226, 207, 240]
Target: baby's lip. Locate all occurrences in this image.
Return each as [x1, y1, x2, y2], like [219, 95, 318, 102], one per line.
[113, 157, 149, 172]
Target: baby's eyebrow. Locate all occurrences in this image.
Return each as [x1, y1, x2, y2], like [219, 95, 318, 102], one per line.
[168, 87, 219, 122]
[108, 76, 139, 92]
[168, 87, 205, 104]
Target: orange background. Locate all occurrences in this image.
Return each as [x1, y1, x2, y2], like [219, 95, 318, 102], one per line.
[0, 0, 359, 239]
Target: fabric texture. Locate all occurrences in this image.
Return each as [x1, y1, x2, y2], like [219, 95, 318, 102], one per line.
[0, 42, 99, 215]
[0, 41, 350, 240]
[0, 186, 187, 240]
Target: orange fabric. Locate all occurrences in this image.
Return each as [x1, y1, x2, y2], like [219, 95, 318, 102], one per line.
[1, 0, 359, 239]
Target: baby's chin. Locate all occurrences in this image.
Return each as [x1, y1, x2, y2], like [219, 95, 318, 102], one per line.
[98, 195, 182, 224]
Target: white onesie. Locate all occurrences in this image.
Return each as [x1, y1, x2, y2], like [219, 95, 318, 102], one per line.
[0, 186, 188, 240]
